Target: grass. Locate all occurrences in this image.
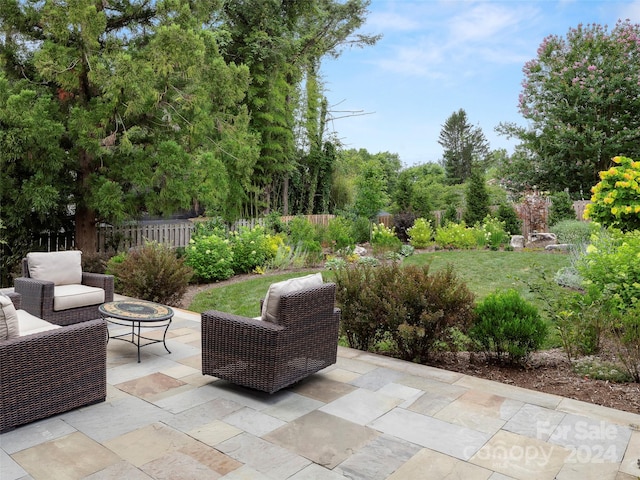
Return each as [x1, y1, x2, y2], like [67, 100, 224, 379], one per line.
[402, 249, 570, 306]
[188, 270, 321, 317]
[188, 249, 570, 317]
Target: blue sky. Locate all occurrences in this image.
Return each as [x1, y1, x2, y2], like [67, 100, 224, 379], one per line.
[320, 0, 640, 167]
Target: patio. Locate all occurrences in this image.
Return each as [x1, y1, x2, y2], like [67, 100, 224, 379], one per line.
[2, 299, 640, 480]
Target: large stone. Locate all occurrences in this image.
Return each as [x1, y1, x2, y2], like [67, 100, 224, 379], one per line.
[510, 235, 525, 249]
[529, 232, 557, 243]
[545, 243, 571, 251]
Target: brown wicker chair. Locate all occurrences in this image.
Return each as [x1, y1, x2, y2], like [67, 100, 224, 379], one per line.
[0, 292, 107, 432]
[201, 282, 341, 393]
[14, 254, 114, 326]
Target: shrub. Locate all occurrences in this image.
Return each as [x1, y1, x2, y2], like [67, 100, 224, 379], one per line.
[478, 216, 509, 250]
[334, 262, 475, 362]
[393, 212, 416, 243]
[584, 155, 640, 231]
[611, 304, 640, 382]
[371, 222, 402, 254]
[109, 242, 193, 305]
[269, 242, 309, 270]
[326, 216, 355, 251]
[434, 222, 477, 249]
[407, 218, 433, 249]
[551, 220, 592, 245]
[184, 233, 234, 282]
[351, 216, 372, 244]
[578, 228, 640, 312]
[496, 203, 522, 236]
[287, 216, 323, 261]
[442, 204, 459, 225]
[470, 289, 547, 364]
[553, 292, 611, 359]
[548, 191, 576, 226]
[333, 263, 387, 351]
[82, 251, 111, 274]
[229, 226, 273, 274]
[388, 264, 475, 362]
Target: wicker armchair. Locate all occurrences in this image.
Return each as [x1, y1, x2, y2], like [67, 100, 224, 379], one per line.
[0, 292, 107, 432]
[14, 252, 114, 326]
[202, 282, 341, 393]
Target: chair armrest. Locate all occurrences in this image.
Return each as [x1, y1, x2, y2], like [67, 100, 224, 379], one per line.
[82, 273, 115, 302]
[0, 319, 107, 431]
[13, 277, 55, 318]
[5, 291, 22, 310]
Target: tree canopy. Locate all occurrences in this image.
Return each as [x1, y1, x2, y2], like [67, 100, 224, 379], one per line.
[0, 0, 379, 280]
[498, 20, 640, 196]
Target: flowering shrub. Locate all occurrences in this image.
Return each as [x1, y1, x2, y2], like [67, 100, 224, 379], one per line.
[229, 226, 273, 274]
[407, 218, 433, 248]
[371, 222, 402, 253]
[584, 155, 640, 231]
[478, 216, 509, 250]
[434, 222, 477, 249]
[185, 234, 234, 281]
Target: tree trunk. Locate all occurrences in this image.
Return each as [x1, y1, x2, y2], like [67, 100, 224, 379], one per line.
[74, 205, 97, 253]
[282, 175, 289, 215]
[74, 150, 97, 253]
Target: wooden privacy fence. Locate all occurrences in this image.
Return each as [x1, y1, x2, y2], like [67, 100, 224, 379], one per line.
[40, 203, 592, 254]
[95, 214, 337, 253]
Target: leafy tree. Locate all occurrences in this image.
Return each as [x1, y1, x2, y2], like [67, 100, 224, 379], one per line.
[219, 0, 380, 216]
[354, 161, 388, 220]
[499, 21, 640, 195]
[438, 109, 490, 184]
[1, 0, 258, 259]
[463, 170, 490, 225]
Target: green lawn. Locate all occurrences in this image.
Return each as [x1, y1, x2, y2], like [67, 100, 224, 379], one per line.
[188, 250, 570, 317]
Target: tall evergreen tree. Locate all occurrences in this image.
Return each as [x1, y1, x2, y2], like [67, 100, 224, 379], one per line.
[463, 170, 490, 225]
[438, 109, 490, 185]
[0, 1, 257, 257]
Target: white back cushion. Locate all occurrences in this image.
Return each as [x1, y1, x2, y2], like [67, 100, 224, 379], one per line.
[0, 294, 20, 340]
[261, 273, 324, 323]
[27, 251, 82, 286]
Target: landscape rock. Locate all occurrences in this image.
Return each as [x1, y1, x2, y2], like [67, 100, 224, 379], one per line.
[510, 235, 525, 249]
[545, 244, 572, 251]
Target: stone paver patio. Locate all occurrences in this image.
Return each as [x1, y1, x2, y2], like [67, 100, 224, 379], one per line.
[2, 301, 640, 479]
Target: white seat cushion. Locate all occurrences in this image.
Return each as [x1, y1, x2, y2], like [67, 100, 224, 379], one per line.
[261, 273, 324, 323]
[53, 284, 105, 311]
[0, 294, 19, 340]
[27, 251, 83, 286]
[18, 309, 61, 336]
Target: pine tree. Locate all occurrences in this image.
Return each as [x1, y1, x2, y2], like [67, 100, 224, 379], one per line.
[463, 170, 490, 225]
